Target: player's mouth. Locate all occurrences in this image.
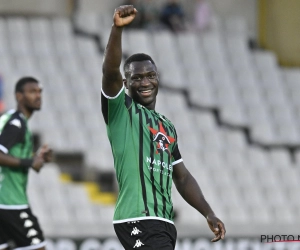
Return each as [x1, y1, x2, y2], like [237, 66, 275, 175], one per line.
[138, 89, 153, 97]
[35, 100, 41, 106]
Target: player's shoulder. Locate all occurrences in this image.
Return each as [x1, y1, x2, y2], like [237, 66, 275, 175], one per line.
[2, 110, 26, 129]
[156, 112, 175, 126]
[101, 86, 126, 100]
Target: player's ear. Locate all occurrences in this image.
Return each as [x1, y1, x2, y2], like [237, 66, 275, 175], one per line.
[15, 92, 23, 103]
[123, 79, 128, 89]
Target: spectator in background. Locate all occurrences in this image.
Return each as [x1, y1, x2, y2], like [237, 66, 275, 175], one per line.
[139, 0, 162, 31]
[160, 0, 186, 32]
[122, 0, 162, 31]
[194, 0, 213, 32]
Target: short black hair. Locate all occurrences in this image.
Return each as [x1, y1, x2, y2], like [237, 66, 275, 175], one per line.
[123, 53, 156, 78]
[15, 77, 39, 93]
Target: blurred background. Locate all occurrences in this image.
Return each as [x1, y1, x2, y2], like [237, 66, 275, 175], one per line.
[1, 0, 300, 249]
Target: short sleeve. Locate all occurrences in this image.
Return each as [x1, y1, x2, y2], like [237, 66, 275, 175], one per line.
[101, 86, 132, 126]
[101, 86, 127, 125]
[172, 143, 183, 166]
[0, 118, 25, 154]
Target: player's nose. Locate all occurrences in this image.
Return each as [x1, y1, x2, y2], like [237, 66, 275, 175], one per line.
[140, 76, 151, 86]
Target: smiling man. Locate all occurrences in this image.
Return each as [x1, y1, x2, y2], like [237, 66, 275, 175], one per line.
[101, 5, 226, 250]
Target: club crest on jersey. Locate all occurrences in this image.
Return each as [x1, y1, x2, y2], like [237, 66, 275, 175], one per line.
[149, 122, 175, 156]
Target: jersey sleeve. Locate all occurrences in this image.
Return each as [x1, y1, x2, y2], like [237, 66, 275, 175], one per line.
[101, 86, 130, 125]
[0, 118, 25, 154]
[171, 143, 183, 166]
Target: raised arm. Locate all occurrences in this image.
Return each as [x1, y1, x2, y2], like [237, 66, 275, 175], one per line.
[173, 162, 226, 242]
[102, 5, 138, 97]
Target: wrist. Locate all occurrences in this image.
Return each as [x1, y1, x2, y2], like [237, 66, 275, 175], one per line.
[19, 158, 34, 168]
[112, 24, 124, 29]
[206, 212, 216, 219]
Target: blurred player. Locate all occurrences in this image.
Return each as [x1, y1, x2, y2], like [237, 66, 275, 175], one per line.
[0, 77, 52, 250]
[101, 5, 226, 249]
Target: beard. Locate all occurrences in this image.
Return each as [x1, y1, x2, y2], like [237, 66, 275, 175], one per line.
[25, 104, 41, 112]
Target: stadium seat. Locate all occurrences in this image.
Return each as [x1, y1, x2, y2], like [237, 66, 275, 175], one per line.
[224, 16, 248, 35]
[126, 30, 154, 56]
[2, 12, 300, 237]
[74, 12, 100, 35]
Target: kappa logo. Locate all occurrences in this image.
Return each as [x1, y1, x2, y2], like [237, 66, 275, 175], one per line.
[31, 238, 41, 245]
[133, 239, 144, 248]
[20, 212, 29, 219]
[24, 219, 33, 228]
[131, 227, 142, 236]
[27, 229, 38, 238]
[10, 119, 21, 128]
[149, 122, 175, 156]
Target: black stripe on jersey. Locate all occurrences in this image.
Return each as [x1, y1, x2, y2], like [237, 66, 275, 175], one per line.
[160, 122, 174, 220]
[172, 144, 182, 161]
[125, 94, 132, 109]
[159, 150, 167, 217]
[169, 205, 174, 221]
[157, 118, 169, 217]
[136, 105, 149, 216]
[125, 94, 133, 124]
[145, 112, 159, 216]
[101, 94, 109, 125]
[162, 124, 172, 204]
[166, 153, 173, 220]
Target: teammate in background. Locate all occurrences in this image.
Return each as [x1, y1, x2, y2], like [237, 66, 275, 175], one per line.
[101, 5, 225, 249]
[0, 77, 52, 250]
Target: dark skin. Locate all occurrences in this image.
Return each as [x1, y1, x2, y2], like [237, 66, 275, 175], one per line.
[124, 61, 159, 110]
[0, 82, 52, 174]
[0, 82, 51, 250]
[102, 5, 226, 242]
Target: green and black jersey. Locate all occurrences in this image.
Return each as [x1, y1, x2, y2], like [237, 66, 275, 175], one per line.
[101, 87, 182, 224]
[0, 110, 33, 209]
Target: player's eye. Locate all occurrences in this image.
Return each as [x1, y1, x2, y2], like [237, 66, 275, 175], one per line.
[148, 74, 157, 79]
[132, 76, 142, 81]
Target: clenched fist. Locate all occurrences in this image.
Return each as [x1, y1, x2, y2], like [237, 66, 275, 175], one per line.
[37, 144, 53, 163]
[113, 5, 138, 27]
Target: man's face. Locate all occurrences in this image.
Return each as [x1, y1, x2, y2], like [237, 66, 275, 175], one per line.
[125, 60, 159, 109]
[19, 82, 42, 111]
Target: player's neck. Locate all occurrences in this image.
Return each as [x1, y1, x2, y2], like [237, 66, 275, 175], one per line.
[145, 100, 156, 110]
[17, 105, 33, 119]
[146, 104, 155, 110]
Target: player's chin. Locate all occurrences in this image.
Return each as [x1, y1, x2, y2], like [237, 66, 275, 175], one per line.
[32, 105, 41, 111]
[139, 96, 155, 106]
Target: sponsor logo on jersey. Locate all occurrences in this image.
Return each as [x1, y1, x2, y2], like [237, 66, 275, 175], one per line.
[149, 122, 175, 156]
[146, 157, 173, 171]
[10, 119, 21, 128]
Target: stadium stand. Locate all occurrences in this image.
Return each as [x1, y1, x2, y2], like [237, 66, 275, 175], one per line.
[1, 0, 300, 239]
